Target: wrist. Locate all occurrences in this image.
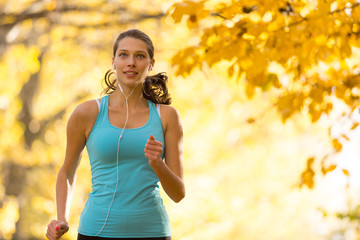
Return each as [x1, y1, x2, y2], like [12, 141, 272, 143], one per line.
[149, 158, 164, 168]
[57, 218, 68, 225]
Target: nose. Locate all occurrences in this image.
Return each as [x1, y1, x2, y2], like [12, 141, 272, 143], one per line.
[127, 55, 136, 66]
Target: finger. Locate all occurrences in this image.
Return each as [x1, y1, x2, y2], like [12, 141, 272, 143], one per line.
[45, 232, 51, 240]
[149, 135, 155, 140]
[55, 224, 67, 238]
[147, 137, 161, 144]
[144, 150, 162, 160]
[145, 148, 160, 156]
[145, 151, 160, 160]
[47, 224, 55, 237]
[144, 149, 161, 157]
[47, 220, 63, 240]
[145, 143, 162, 152]
[46, 233, 55, 240]
[146, 139, 162, 148]
[46, 231, 55, 240]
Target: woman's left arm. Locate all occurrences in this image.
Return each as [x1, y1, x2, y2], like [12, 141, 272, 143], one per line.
[144, 105, 185, 203]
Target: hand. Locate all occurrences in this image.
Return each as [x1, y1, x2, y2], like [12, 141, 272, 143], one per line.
[46, 220, 69, 240]
[144, 135, 163, 166]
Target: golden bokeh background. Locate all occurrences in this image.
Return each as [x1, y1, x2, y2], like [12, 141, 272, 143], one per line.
[1, 0, 360, 239]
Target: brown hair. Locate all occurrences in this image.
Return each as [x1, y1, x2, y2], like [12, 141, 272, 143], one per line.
[103, 29, 171, 105]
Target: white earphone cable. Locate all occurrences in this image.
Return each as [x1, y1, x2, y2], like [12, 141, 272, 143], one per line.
[94, 80, 137, 236]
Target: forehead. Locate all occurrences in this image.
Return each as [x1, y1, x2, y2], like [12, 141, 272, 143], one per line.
[116, 37, 148, 53]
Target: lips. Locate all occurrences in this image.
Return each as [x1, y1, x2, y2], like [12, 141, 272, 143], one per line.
[124, 71, 138, 76]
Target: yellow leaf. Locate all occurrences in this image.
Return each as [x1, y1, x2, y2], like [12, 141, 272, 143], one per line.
[350, 122, 359, 130]
[341, 134, 349, 141]
[168, 0, 209, 26]
[326, 164, 337, 173]
[342, 169, 349, 176]
[245, 84, 255, 99]
[325, 103, 333, 114]
[228, 64, 235, 77]
[309, 88, 323, 103]
[309, 103, 321, 122]
[307, 157, 315, 168]
[332, 139, 342, 152]
[246, 117, 256, 124]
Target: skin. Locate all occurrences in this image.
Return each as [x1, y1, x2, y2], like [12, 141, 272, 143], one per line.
[46, 37, 185, 240]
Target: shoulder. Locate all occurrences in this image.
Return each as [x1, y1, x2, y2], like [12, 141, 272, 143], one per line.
[160, 105, 181, 121]
[68, 99, 100, 127]
[159, 105, 182, 133]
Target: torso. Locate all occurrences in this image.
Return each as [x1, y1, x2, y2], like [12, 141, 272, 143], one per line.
[78, 94, 170, 237]
[81, 95, 167, 142]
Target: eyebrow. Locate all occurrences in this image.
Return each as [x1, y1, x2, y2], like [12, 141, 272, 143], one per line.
[118, 49, 147, 54]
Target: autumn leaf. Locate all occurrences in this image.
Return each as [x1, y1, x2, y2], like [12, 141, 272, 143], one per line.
[321, 164, 337, 175]
[341, 134, 349, 141]
[246, 117, 256, 124]
[168, 0, 209, 28]
[300, 157, 315, 189]
[227, 63, 235, 77]
[332, 139, 343, 152]
[350, 122, 359, 130]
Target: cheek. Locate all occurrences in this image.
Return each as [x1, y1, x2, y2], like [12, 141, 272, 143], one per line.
[140, 63, 151, 73]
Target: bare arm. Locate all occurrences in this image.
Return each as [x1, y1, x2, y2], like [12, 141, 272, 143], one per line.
[56, 108, 87, 223]
[47, 100, 98, 240]
[144, 105, 185, 203]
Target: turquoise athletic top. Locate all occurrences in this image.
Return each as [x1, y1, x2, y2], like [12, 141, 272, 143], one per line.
[78, 95, 170, 238]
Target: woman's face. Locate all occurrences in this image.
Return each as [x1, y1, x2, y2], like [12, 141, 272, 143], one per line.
[113, 37, 154, 87]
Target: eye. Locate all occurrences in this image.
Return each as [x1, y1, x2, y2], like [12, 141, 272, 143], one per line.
[137, 54, 145, 58]
[119, 53, 127, 57]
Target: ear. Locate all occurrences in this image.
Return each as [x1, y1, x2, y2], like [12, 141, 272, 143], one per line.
[149, 59, 155, 71]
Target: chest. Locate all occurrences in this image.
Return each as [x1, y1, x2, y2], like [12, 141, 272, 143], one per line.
[86, 120, 165, 164]
[108, 106, 149, 129]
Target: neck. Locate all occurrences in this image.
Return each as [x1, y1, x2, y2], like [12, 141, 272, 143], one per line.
[111, 82, 146, 108]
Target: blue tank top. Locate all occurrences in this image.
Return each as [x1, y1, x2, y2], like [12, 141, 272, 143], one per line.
[78, 95, 170, 238]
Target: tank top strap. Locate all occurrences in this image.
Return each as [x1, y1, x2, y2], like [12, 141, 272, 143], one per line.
[99, 95, 109, 117]
[147, 100, 161, 119]
[92, 95, 109, 129]
[146, 100, 156, 118]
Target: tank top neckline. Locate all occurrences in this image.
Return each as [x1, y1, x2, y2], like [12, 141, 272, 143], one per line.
[105, 95, 152, 131]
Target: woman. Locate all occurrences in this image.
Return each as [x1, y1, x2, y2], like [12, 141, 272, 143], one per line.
[46, 29, 185, 240]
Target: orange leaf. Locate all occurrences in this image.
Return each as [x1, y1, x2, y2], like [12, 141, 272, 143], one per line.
[342, 169, 350, 176]
[332, 139, 342, 152]
[350, 122, 359, 130]
[228, 64, 235, 77]
[341, 134, 350, 141]
[326, 164, 337, 174]
[246, 118, 256, 124]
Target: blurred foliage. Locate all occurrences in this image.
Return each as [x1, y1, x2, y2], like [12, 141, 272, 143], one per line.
[0, 0, 166, 239]
[166, 0, 360, 190]
[0, 0, 360, 240]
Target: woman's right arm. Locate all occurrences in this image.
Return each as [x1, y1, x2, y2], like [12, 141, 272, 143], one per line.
[46, 101, 97, 240]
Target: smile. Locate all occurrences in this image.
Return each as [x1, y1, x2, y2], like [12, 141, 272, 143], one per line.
[124, 71, 138, 76]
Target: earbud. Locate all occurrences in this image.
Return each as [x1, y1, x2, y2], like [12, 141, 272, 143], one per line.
[112, 63, 115, 69]
[149, 66, 153, 71]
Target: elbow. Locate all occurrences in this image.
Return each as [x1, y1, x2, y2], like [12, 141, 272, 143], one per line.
[58, 166, 77, 185]
[173, 188, 185, 203]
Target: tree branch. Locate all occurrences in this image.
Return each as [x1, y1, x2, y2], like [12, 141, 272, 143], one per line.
[0, 4, 128, 28]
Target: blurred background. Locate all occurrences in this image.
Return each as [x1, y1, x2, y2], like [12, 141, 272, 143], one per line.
[1, 0, 360, 239]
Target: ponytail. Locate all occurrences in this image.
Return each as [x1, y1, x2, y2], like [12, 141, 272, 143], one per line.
[142, 72, 171, 105]
[102, 70, 117, 95]
[102, 71, 172, 105]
